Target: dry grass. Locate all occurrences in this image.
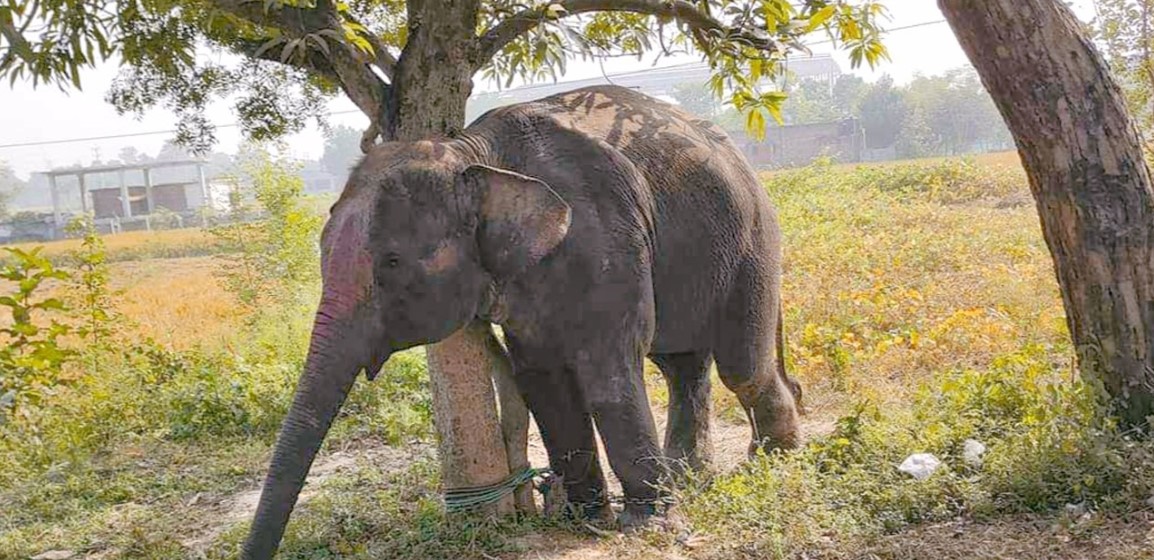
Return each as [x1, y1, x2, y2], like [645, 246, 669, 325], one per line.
[1, 228, 219, 264]
[4, 152, 1152, 560]
[0, 256, 244, 351]
[109, 256, 246, 350]
[761, 149, 1025, 179]
[864, 512, 1154, 560]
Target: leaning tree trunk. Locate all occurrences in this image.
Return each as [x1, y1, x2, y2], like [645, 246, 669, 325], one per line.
[940, 0, 1154, 428]
[381, 0, 534, 516]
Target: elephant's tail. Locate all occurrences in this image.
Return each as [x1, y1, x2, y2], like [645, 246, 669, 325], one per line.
[777, 294, 805, 414]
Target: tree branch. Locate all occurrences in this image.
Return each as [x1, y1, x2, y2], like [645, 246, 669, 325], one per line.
[211, 0, 395, 79]
[362, 30, 398, 79]
[230, 36, 341, 82]
[475, 0, 780, 68]
[210, 0, 394, 144]
[211, 0, 332, 35]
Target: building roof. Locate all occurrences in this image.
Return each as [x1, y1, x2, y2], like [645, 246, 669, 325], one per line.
[44, 159, 208, 177]
[474, 53, 841, 105]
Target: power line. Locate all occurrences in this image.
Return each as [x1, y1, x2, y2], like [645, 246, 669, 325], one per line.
[803, 18, 946, 45]
[486, 19, 948, 94]
[0, 19, 949, 151]
[0, 109, 364, 150]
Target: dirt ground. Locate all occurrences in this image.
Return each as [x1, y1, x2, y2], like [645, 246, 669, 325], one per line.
[179, 401, 1153, 560]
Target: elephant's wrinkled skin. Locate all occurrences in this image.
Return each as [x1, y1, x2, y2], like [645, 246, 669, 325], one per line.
[242, 85, 802, 558]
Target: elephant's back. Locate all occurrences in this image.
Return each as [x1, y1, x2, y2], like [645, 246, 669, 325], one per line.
[486, 85, 779, 353]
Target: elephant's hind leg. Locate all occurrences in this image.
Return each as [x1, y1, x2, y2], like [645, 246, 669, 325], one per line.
[650, 351, 715, 476]
[712, 266, 800, 455]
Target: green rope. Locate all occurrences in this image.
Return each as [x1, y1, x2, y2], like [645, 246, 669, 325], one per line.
[443, 466, 551, 513]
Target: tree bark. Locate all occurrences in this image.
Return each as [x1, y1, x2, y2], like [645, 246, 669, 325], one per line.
[387, 0, 481, 140]
[940, 0, 1154, 428]
[382, 0, 532, 517]
[425, 323, 516, 516]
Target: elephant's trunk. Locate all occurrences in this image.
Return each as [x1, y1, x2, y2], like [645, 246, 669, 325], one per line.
[241, 306, 369, 559]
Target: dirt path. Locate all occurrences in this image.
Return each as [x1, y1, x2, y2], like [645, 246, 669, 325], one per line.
[523, 404, 837, 499]
[175, 402, 833, 558]
[175, 402, 1154, 560]
[180, 443, 437, 554]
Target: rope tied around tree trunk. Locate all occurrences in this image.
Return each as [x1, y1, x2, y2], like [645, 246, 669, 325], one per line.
[443, 466, 551, 513]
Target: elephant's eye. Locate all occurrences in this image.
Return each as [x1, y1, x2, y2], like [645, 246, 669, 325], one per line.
[385, 253, 401, 268]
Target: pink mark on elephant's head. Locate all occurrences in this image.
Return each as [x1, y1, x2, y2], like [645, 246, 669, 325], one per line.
[320, 200, 376, 319]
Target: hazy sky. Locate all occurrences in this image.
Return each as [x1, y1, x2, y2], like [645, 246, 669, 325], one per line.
[0, 1, 1097, 180]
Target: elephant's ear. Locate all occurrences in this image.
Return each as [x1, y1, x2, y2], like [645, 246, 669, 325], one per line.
[461, 164, 571, 279]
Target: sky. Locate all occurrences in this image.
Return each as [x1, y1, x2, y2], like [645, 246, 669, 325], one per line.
[0, 0, 1098, 180]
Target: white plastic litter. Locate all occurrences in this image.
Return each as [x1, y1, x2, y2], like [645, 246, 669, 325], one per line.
[962, 439, 987, 467]
[31, 551, 76, 560]
[898, 453, 942, 480]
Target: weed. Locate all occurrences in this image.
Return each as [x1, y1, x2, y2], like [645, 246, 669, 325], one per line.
[0, 246, 75, 420]
[208, 144, 322, 314]
[4, 153, 1152, 559]
[677, 346, 1153, 559]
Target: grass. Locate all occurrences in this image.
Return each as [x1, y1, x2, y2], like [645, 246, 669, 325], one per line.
[1, 228, 220, 265]
[765, 148, 1024, 178]
[0, 192, 339, 267]
[2, 152, 1152, 559]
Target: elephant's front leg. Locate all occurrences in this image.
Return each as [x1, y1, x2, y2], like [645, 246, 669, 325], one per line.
[573, 348, 669, 528]
[510, 362, 610, 522]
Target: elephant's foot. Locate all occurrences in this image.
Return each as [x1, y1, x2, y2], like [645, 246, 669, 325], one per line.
[663, 446, 715, 483]
[617, 501, 655, 532]
[745, 389, 801, 457]
[617, 500, 689, 538]
[570, 498, 615, 526]
[540, 470, 613, 526]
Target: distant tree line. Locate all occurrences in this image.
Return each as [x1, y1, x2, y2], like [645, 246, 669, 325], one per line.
[671, 66, 1016, 160]
[1093, 0, 1154, 139]
[0, 162, 24, 220]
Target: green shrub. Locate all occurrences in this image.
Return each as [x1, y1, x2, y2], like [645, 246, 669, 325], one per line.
[336, 350, 434, 445]
[161, 351, 254, 441]
[679, 345, 1153, 558]
[0, 246, 76, 421]
[208, 144, 323, 314]
[847, 158, 1027, 204]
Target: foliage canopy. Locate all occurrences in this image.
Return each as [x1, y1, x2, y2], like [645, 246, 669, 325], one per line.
[1092, 0, 1154, 136]
[1, 0, 889, 148]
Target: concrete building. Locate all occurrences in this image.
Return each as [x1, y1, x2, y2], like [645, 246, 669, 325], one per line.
[37, 159, 225, 238]
[728, 118, 866, 169]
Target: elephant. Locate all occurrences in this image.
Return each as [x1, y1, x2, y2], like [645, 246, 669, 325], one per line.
[241, 84, 803, 558]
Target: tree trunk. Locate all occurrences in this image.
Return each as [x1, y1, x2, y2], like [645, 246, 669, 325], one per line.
[940, 0, 1154, 429]
[387, 0, 480, 140]
[381, 0, 534, 516]
[425, 323, 516, 516]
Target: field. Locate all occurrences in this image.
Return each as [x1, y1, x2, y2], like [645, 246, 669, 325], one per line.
[1, 151, 1153, 559]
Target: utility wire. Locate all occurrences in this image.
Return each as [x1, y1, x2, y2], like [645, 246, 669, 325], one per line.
[0, 109, 364, 149]
[807, 19, 947, 46]
[0, 19, 949, 151]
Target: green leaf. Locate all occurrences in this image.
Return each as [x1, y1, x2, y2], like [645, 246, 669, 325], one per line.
[806, 6, 837, 33]
[280, 38, 301, 64]
[545, 3, 567, 19]
[308, 34, 331, 57]
[36, 298, 67, 311]
[253, 37, 284, 60]
[746, 108, 766, 141]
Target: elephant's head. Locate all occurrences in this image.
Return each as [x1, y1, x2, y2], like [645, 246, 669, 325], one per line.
[241, 140, 571, 559]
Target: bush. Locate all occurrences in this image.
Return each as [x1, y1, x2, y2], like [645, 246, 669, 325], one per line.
[678, 345, 1153, 558]
[0, 247, 76, 422]
[208, 144, 323, 313]
[846, 158, 1027, 204]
